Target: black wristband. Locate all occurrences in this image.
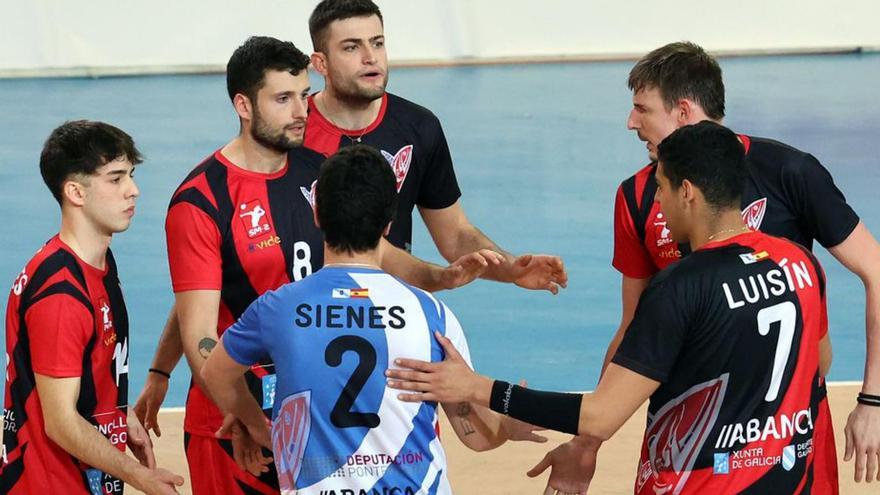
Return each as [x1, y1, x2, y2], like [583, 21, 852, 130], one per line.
[489, 380, 582, 435]
[148, 368, 171, 379]
[858, 392, 880, 401]
[857, 394, 880, 407]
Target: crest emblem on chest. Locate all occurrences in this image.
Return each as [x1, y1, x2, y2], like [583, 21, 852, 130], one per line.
[381, 145, 414, 192]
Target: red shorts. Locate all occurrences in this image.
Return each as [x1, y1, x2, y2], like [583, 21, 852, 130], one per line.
[184, 432, 279, 494]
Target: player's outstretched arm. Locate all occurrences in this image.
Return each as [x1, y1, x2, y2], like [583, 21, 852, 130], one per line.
[830, 221, 880, 482]
[35, 374, 185, 494]
[420, 202, 568, 293]
[378, 237, 504, 291]
[601, 275, 650, 375]
[175, 290, 222, 391]
[387, 332, 658, 439]
[527, 435, 601, 495]
[441, 382, 548, 452]
[201, 339, 270, 449]
[133, 305, 184, 438]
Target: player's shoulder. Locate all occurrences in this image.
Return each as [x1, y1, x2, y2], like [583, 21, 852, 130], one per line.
[16, 237, 92, 304]
[617, 162, 656, 190]
[385, 93, 442, 128]
[288, 145, 326, 169]
[744, 134, 817, 170]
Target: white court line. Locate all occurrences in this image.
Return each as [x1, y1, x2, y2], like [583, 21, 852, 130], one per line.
[155, 381, 865, 413]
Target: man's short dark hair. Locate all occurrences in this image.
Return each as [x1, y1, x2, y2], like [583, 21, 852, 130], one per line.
[226, 36, 310, 102]
[309, 0, 383, 53]
[316, 145, 397, 254]
[658, 121, 746, 210]
[628, 41, 725, 120]
[40, 120, 143, 205]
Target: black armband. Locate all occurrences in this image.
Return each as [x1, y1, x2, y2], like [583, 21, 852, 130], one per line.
[148, 368, 171, 379]
[857, 393, 880, 407]
[489, 380, 582, 435]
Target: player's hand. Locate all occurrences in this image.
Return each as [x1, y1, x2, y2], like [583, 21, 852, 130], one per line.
[218, 414, 273, 476]
[133, 467, 185, 495]
[527, 436, 601, 495]
[387, 331, 488, 404]
[502, 380, 548, 443]
[844, 403, 880, 482]
[133, 371, 170, 437]
[509, 254, 568, 294]
[127, 412, 157, 469]
[441, 249, 505, 290]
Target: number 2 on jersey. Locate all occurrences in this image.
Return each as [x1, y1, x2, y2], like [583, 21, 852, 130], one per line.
[757, 301, 796, 402]
[325, 335, 381, 429]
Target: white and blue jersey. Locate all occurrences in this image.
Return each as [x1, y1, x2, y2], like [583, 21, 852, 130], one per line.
[222, 266, 472, 495]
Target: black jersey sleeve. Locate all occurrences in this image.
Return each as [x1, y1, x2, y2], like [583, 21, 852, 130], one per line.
[786, 153, 859, 248]
[416, 116, 461, 210]
[611, 278, 689, 382]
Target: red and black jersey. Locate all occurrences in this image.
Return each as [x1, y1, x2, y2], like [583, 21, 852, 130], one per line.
[2, 236, 129, 495]
[613, 231, 837, 494]
[166, 147, 325, 437]
[305, 93, 462, 251]
[613, 135, 860, 279]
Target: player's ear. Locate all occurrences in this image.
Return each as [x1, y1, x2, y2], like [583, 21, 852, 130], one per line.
[680, 179, 696, 205]
[62, 177, 87, 207]
[233, 93, 254, 123]
[382, 222, 392, 237]
[677, 98, 699, 125]
[311, 52, 328, 76]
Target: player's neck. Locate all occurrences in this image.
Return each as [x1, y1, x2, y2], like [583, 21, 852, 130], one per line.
[691, 209, 749, 250]
[223, 134, 287, 174]
[59, 211, 110, 270]
[315, 89, 382, 131]
[324, 246, 381, 270]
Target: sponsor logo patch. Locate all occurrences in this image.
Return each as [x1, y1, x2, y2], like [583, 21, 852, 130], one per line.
[654, 212, 673, 247]
[782, 444, 796, 471]
[713, 452, 730, 475]
[239, 200, 273, 239]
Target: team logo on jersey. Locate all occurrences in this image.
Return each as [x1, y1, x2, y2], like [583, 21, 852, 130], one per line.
[739, 250, 769, 265]
[381, 145, 413, 192]
[654, 212, 673, 247]
[332, 288, 370, 299]
[637, 374, 728, 494]
[273, 391, 312, 493]
[741, 198, 767, 230]
[239, 200, 274, 238]
[99, 298, 118, 347]
[300, 180, 317, 210]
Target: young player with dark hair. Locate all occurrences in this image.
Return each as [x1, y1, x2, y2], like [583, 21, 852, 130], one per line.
[305, 0, 568, 291]
[202, 145, 543, 494]
[388, 122, 840, 494]
[1, 121, 184, 494]
[607, 41, 880, 484]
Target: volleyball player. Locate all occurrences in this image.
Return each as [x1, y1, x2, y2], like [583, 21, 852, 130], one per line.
[203, 145, 540, 494]
[388, 122, 840, 494]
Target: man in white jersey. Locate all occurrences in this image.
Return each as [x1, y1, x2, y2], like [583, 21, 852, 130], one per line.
[201, 145, 541, 494]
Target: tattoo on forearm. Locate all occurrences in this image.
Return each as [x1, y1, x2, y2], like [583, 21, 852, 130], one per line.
[198, 338, 217, 359]
[456, 402, 476, 436]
